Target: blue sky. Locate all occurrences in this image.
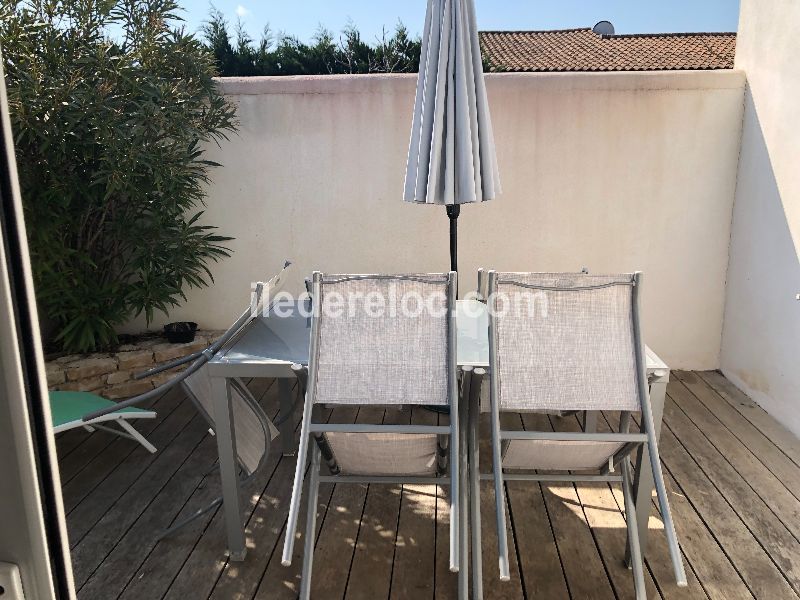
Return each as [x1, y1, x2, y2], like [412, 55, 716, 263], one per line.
[177, 1, 741, 44]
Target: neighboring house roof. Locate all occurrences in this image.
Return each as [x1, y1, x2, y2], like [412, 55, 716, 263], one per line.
[479, 28, 736, 72]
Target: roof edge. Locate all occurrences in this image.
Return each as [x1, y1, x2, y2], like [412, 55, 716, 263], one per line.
[604, 31, 736, 38]
[479, 28, 591, 35]
[479, 29, 736, 38]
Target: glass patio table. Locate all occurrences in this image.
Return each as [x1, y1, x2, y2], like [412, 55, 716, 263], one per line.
[207, 299, 670, 565]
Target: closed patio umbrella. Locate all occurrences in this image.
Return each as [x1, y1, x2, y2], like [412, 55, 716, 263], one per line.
[405, 0, 501, 273]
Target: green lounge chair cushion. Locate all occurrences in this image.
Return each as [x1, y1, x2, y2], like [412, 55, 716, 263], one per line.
[49, 391, 151, 428]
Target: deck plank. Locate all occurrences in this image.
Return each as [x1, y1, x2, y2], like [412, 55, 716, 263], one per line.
[698, 371, 800, 468]
[345, 482, 402, 600]
[660, 465, 755, 600]
[56, 372, 800, 599]
[251, 404, 357, 600]
[647, 411, 795, 599]
[65, 389, 199, 547]
[71, 410, 209, 590]
[596, 412, 709, 600]
[58, 429, 122, 484]
[206, 455, 304, 599]
[505, 411, 571, 600]
[344, 408, 401, 600]
[208, 406, 332, 600]
[60, 388, 183, 514]
[664, 386, 800, 594]
[305, 406, 384, 600]
[673, 371, 800, 502]
[75, 379, 271, 597]
[520, 412, 616, 600]
[387, 407, 440, 600]
[117, 378, 278, 600]
[556, 412, 661, 600]
[165, 386, 328, 600]
[56, 429, 92, 458]
[505, 481, 569, 599]
[617, 406, 752, 600]
[251, 483, 336, 600]
[78, 422, 220, 598]
[56, 387, 176, 485]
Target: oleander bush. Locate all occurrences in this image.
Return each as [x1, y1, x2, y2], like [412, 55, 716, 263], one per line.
[1, 0, 236, 352]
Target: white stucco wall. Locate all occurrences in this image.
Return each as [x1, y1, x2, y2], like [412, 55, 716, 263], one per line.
[721, 0, 800, 435]
[125, 70, 745, 370]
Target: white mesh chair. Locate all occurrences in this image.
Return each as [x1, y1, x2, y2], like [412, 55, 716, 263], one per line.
[281, 272, 463, 600]
[476, 271, 686, 599]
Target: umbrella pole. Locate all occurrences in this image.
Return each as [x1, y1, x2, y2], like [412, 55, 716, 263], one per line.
[446, 204, 460, 273]
[425, 204, 461, 416]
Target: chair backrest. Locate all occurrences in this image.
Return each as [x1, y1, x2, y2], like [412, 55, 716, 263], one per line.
[182, 366, 277, 476]
[310, 273, 454, 407]
[489, 272, 642, 413]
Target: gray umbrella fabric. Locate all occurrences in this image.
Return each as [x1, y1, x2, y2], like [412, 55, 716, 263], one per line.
[404, 0, 501, 206]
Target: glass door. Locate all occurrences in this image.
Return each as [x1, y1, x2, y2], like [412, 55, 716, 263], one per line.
[0, 50, 73, 599]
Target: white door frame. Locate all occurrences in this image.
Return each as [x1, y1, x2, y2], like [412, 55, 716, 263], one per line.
[0, 52, 74, 599]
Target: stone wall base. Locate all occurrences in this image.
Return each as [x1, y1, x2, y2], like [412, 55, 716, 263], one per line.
[46, 330, 224, 399]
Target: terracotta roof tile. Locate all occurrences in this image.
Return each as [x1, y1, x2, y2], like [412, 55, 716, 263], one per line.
[479, 28, 736, 72]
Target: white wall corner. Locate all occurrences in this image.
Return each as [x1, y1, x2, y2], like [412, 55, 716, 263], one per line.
[720, 0, 800, 437]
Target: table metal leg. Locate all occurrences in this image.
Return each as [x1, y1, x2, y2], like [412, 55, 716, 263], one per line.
[211, 375, 246, 561]
[458, 371, 469, 599]
[278, 378, 296, 456]
[628, 376, 667, 565]
[469, 369, 484, 599]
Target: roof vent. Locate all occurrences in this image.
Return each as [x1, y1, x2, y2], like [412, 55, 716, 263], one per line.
[592, 20, 615, 36]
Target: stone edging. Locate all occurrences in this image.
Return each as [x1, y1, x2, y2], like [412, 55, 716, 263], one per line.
[46, 330, 224, 399]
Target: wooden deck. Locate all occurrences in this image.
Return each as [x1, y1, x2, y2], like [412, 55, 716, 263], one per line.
[57, 371, 800, 600]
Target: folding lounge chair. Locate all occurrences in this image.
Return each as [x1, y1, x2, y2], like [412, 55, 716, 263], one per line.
[81, 262, 290, 536]
[474, 271, 686, 599]
[50, 391, 157, 453]
[282, 272, 464, 600]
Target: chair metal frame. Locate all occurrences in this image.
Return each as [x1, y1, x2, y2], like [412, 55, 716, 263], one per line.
[79, 419, 157, 454]
[153, 375, 277, 539]
[281, 271, 464, 600]
[80, 262, 293, 539]
[474, 270, 686, 599]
